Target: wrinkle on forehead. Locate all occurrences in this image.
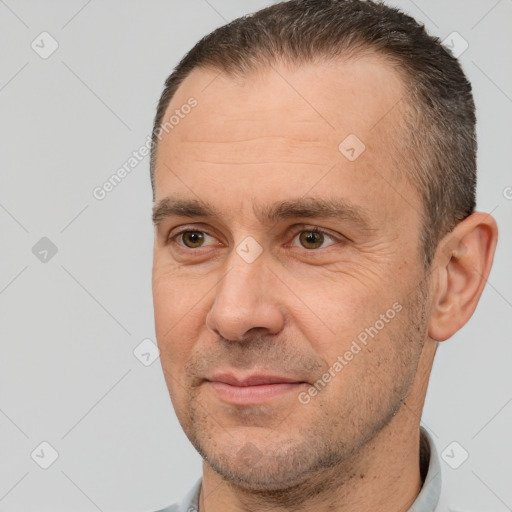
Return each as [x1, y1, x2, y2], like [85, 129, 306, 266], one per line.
[163, 56, 408, 170]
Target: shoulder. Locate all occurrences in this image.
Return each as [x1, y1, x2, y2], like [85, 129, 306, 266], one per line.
[151, 477, 202, 512]
[152, 506, 180, 512]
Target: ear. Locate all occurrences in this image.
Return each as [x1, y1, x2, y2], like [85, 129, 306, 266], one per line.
[428, 212, 498, 342]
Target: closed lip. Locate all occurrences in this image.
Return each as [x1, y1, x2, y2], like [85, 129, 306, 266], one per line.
[206, 373, 305, 386]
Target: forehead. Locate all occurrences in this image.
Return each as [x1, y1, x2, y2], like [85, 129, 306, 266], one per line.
[168, 54, 406, 129]
[153, 55, 421, 227]
[168, 56, 405, 138]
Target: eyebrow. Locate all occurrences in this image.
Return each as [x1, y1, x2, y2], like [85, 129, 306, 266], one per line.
[258, 197, 374, 229]
[152, 197, 220, 225]
[152, 195, 375, 231]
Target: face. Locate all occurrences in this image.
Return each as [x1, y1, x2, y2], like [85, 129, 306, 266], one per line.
[152, 56, 433, 492]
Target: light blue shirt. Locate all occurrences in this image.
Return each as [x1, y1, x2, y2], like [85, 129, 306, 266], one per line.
[154, 427, 443, 512]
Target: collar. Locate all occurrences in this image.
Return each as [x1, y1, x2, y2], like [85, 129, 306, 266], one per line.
[409, 426, 442, 511]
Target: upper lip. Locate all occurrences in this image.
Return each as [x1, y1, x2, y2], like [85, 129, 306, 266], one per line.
[207, 373, 304, 386]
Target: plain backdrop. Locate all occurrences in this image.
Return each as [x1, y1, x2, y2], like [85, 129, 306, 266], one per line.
[0, 1, 511, 511]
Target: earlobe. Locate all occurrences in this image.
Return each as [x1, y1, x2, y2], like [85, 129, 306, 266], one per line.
[428, 212, 498, 342]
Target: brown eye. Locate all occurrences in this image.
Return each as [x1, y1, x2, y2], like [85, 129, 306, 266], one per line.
[299, 231, 325, 249]
[181, 231, 205, 248]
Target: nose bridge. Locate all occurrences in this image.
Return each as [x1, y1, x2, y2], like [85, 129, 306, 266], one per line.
[206, 241, 284, 340]
[222, 232, 268, 297]
[216, 243, 268, 314]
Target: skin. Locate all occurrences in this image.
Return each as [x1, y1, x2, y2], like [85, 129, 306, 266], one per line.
[151, 55, 498, 512]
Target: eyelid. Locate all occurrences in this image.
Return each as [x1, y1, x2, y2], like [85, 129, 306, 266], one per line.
[286, 225, 347, 247]
[166, 223, 348, 249]
[167, 225, 221, 247]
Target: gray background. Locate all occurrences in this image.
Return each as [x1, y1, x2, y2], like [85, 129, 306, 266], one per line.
[0, 0, 510, 510]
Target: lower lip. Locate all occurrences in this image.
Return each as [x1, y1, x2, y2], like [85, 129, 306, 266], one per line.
[207, 381, 305, 404]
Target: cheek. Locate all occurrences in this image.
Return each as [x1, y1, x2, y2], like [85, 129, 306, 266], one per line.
[152, 269, 210, 366]
[285, 269, 400, 352]
[153, 266, 199, 325]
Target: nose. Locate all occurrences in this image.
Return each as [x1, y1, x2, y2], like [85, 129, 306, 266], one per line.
[205, 249, 285, 342]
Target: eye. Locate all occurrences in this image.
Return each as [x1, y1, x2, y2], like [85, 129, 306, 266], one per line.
[173, 230, 218, 248]
[290, 228, 338, 250]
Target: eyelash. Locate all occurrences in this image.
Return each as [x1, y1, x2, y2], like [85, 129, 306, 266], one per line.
[288, 226, 338, 249]
[168, 226, 342, 250]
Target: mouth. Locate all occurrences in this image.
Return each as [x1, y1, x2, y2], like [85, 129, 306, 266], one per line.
[205, 373, 308, 405]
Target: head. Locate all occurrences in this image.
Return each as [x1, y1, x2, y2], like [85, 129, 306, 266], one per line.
[150, 0, 497, 497]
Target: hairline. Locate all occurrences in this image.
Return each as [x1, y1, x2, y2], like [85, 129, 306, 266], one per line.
[151, 49, 420, 193]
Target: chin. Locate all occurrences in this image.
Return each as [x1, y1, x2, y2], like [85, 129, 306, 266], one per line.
[210, 456, 309, 492]
[199, 434, 333, 492]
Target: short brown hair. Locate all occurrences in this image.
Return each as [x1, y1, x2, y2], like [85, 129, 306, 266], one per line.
[150, 0, 476, 268]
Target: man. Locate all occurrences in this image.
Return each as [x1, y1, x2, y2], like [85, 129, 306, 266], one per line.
[149, 1, 498, 510]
